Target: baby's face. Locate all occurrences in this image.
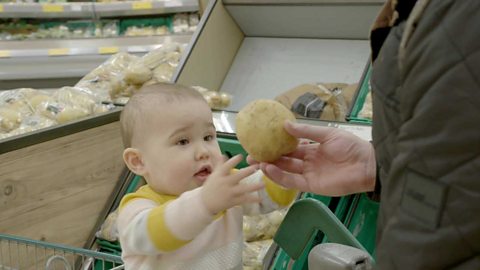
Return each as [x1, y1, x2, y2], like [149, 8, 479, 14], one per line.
[139, 99, 223, 195]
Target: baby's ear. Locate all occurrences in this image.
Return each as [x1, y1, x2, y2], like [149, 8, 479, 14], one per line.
[123, 148, 146, 175]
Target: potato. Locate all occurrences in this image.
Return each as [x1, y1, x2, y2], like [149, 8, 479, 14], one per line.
[236, 100, 298, 162]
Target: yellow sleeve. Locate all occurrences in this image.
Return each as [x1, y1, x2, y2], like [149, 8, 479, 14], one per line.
[262, 175, 298, 207]
[147, 202, 191, 252]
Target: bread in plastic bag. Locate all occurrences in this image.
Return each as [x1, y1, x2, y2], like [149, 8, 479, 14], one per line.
[191, 86, 233, 110]
[96, 209, 119, 242]
[0, 107, 23, 132]
[124, 62, 153, 85]
[243, 209, 286, 242]
[76, 52, 138, 102]
[358, 91, 372, 120]
[243, 239, 273, 270]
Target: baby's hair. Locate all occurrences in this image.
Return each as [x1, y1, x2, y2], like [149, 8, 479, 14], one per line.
[120, 83, 206, 148]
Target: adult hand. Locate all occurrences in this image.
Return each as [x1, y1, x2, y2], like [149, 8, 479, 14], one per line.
[248, 121, 376, 196]
[202, 154, 264, 215]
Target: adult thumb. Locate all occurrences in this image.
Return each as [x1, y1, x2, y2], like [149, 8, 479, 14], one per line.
[284, 121, 334, 144]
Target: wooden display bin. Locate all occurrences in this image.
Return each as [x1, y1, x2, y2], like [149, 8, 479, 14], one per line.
[174, 0, 383, 112]
[0, 110, 125, 249]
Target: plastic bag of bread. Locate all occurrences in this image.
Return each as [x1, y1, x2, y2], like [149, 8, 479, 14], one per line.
[243, 209, 287, 242]
[152, 63, 176, 83]
[243, 239, 273, 270]
[36, 87, 101, 124]
[0, 107, 23, 132]
[124, 61, 153, 85]
[76, 52, 138, 102]
[0, 88, 37, 104]
[0, 88, 39, 132]
[358, 91, 373, 120]
[275, 83, 357, 122]
[191, 86, 232, 110]
[0, 88, 38, 116]
[8, 115, 56, 136]
[141, 41, 182, 69]
[96, 209, 119, 242]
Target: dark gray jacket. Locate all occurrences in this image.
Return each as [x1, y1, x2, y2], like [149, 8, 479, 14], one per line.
[371, 0, 480, 269]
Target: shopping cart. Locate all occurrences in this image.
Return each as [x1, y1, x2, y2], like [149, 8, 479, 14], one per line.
[0, 233, 123, 270]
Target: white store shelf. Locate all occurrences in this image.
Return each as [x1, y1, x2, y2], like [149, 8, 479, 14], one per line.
[0, 0, 198, 18]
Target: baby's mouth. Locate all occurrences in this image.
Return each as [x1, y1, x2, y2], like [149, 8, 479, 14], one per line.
[194, 166, 212, 182]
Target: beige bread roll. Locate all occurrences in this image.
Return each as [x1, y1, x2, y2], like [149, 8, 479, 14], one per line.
[236, 99, 298, 162]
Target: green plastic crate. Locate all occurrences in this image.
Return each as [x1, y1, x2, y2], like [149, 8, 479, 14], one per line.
[344, 193, 379, 258]
[119, 17, 173, 35]
[348, 63, 372, 124]
[217, 136, 249, 169]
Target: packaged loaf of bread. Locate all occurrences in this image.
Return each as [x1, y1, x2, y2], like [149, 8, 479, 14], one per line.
[358, 91, 373, 120]
[243, 209, 286, 242]
[242, 239, 273, 270]
[191, 86, 233, 110]
[8, 115, 56, 136]
[141, 41, 182, 69]
[0, 107, 23, 133]
[37, 86, 111, 124]
[76, 52, 138, 102]
[0, 88, 40, 132]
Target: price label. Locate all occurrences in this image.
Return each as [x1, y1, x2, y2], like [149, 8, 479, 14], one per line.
[48, 48, 69, 56]
[71, 5, 82, 12]
[0, 50, 11, 58]
[42, 4, 64, 12]
[98, 47, 119, 54]
[132, 2, 152, 10]
[165, 0, 181, 8]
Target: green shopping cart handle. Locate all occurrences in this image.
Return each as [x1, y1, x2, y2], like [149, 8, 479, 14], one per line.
[274, 198, 368, 260]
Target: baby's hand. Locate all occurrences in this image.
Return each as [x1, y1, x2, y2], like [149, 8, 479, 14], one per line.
[201, 154, 264, 215]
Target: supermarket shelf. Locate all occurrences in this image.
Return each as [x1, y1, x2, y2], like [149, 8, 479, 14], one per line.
[0, 35, 191, 83]
[0, 34, 191, 58]
[223, 0, 384, 4]
[0, 0, 198, 19]
[220, 37, 370, 111]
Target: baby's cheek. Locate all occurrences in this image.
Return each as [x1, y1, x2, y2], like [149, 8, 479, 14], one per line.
[211, 149, 224, 163]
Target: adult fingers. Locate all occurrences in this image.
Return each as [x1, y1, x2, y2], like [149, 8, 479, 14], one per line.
[262, 163, 309, 191]
[282, 143, 318, 160]
[268, 156, 304, 174]
[284, 121, 336, 144]
[246, 155, 259, 165]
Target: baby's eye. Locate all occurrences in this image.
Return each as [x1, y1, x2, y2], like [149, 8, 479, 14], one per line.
[204, 135, 214, 141]
[176, 139, 189, 145]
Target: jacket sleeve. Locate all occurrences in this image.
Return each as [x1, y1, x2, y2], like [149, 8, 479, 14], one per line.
[241, 170, 298, 215]
[375, 1, 480, 268]
[117, 188, 214, 255]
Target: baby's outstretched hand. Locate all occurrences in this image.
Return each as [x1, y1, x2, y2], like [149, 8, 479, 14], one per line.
[201, 154, 264, 215]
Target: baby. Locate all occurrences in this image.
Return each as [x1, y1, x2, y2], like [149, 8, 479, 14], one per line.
[117, 83, 297, 269]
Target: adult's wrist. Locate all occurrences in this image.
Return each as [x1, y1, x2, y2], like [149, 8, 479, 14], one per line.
[365, 142, 377, 192]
